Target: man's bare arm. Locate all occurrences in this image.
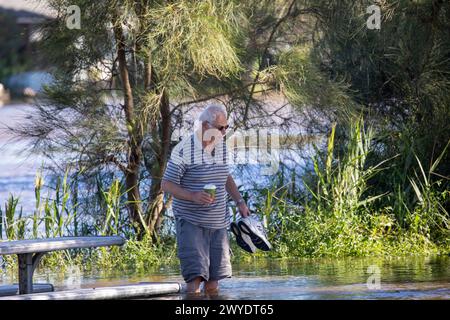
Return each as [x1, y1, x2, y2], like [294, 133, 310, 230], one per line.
[226, 175, 250, 217]
[161, 180, 213, 205]
[225, 175, 242, 203]
[161, 180, 193, 201]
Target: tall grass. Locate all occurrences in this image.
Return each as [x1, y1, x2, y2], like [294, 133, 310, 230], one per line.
[247, 117, 449, 258]
[98, 179, 123, 236]
[0, 171, 176, 271]
[407, 142, 450, 244]
[306, 121, 388, 218]
[4, 195, 21, 240]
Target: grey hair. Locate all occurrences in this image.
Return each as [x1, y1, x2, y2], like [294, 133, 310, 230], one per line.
[198, 104, 227, 124]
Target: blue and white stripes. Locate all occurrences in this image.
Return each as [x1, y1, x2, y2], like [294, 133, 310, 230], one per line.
[162, 134, 230, 229]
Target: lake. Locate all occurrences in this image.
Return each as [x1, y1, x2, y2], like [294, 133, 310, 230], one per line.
[0, 103, 46, 215]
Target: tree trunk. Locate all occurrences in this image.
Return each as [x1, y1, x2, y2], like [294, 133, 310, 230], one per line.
[146, 86, 171, 241]
[114, 23, 145, 238]
[114, 9, 172, 240]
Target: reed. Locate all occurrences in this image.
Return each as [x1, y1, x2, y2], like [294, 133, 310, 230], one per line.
[249, 117, 448, 258]
[99, 179, 123, 236]
[407, 141, 450, 244]
[4, 195, 20, 240]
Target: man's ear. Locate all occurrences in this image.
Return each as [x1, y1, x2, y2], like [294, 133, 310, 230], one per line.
[204, 127, 221, 144]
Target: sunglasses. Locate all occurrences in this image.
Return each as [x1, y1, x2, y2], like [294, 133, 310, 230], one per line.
[208, 122, 230, 131]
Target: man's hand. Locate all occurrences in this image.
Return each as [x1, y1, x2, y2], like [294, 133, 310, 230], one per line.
[238, 202, 250, 218]
[191, 191, 214, 205]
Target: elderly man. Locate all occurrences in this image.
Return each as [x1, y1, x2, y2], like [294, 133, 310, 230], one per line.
[161, 104, 249, 295]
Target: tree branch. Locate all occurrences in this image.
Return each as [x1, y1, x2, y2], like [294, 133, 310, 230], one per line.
[243, 0, 298, 127]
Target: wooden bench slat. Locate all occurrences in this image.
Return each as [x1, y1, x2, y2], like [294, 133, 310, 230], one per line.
[0, 236, 125, 255]
[0, 282, 182, 300]
[0, 283, 54, 297]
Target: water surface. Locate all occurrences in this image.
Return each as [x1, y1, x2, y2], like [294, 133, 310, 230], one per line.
[2, 256, 447, 300]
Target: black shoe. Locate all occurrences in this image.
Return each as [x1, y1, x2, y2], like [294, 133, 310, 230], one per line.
[230, 221, 257, 254]
[238, 216, 272, 251]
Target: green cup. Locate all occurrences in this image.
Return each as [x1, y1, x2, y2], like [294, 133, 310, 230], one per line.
[203, 184, 216, 200]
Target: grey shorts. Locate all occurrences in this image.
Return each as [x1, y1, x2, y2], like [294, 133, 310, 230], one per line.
[175, 218, 232, 283]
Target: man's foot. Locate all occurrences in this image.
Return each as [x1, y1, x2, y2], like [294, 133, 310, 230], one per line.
[204, 289, 219, 299]
[185, 291, 204, 299]
[186, 277, 203, 293]
[203, 280, 219, 297]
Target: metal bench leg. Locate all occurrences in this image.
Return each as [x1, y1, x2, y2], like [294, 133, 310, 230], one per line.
[17, 253, 46, 294]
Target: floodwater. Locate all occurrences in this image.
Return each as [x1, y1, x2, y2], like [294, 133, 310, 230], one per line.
[0, 103, 46, 214]
[1, 255, 448, 300]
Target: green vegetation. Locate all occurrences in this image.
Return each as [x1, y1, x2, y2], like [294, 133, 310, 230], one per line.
[245, 119, 449, 260]
[0, 171, 178, 272]
[2, 119, 449, 272]
[2, 0, 449, 273]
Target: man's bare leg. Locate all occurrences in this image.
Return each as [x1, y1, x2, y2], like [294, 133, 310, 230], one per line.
[204, 280, 219, 295]
[186, 277, 203, 294]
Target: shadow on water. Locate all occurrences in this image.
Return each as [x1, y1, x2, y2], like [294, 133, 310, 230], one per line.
[2, 255, 446, 300]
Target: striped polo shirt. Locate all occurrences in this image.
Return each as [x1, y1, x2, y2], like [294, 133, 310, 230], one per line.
[162, 133, 230, 229]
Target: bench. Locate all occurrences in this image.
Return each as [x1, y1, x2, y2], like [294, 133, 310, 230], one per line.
[0, 282, 183, 300]
[0, 236, 125, 295]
